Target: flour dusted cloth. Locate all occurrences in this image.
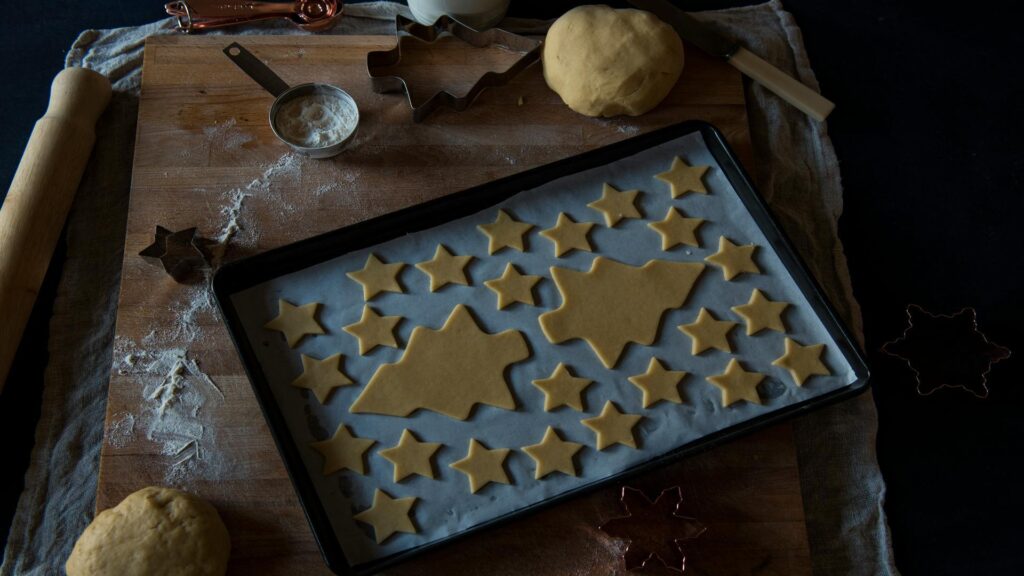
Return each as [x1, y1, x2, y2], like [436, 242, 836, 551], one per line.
[1, 2, 897, 574]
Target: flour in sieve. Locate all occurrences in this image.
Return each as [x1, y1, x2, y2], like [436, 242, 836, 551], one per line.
[276, 93, 357, 148]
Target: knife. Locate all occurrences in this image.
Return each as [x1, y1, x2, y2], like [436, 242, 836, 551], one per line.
[628, 0, 835, 121]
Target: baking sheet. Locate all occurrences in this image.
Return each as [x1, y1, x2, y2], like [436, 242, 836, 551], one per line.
[229, 130, 859, 565]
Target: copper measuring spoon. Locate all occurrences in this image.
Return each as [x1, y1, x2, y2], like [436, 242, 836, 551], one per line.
[165, 0, 343, 32]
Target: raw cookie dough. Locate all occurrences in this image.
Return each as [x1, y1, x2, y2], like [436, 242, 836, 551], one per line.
[705, 236, 760, 281]
[628, 357, 686, 408]
[678, 307, 737, 355]
[264, 299, 325, 348]
[706, 358, 764, 407]
[581, 401, 643, 450]
[415, 244, 472, 292]
[531, 363, 592, 412]
[378, 429, 442, 482]
[539, 256, 704, 368]
[772, 337, 830, 386]
[449, 439, 512, 493]
[66, 486, 229, 576]
[347, 253, 405, 301]
[290, 353, 353, 404]
[477, 209, 533, 254]
[655, 156, 710, 197]
[542, 5, 684, 117]
[539, 212, 595, 256]
[353, 489, 418, 544]
[310, 423, 376, 475]
[350, 304, 529, 420]
[522, 426, 583, 479]
[648, 206, 704, 250]
[342, 305, 401, 355]
[484, 263, 541, 310]
[732, 288, 789, 335]
[587, 183, 642, 227]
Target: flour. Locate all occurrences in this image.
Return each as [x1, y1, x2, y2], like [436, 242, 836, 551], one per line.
[275, 92, 358, 148]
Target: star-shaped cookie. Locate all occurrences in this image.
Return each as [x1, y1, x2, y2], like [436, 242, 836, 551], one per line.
[484, 263, 541, 310]
[449, 439, 511, 493]
[347, 253, 405, 301]
[587, 183, 641, 227]
[648, 207, 704, 250]
[628, 357, 687, 408]
[415, 244, 472, 292]
[342, 305, 401, 355]
[706, 359, 764, 407]
[705, 236, 760, 281]
[732, 289, 789, 335]
[772, 337, 829, 386]
[264, 299, 325, 348]
[378, 429, 442, 482]
[353, 489, 417, 544]
[655, 156, 710, 198]
[309, 423, 375, 475]
[477, 209, 533, 255]
[290, 353, 353, 404]
[539, 213, 595, 257]
[678, 308, 737, 355]
[531, 363, 592, 412]
[522, 426, 583, 479]
[581, 401, 643, 450]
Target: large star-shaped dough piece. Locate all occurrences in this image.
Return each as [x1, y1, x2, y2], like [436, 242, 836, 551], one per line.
[450, 439, 511, 493]
[531, 363, 592, 412]
[415, 244, 472, 292]
[522, 426, 583, 479]
[347, 253, 405, 301]
[378, 429, 442, 482]
[705, 236, 760, 281]
[350, 304, 529, 420]
[628, 357, 686, 408]
[772, 337, 829, 386]
[290, 353, 353, 404]
[477, 209, 533, 255]
[581, 401, 643, 450]
[648, 207, 704, 250]
[309, 423, 375, 475]
[655, 156, 710, 198]
[353, 489, 417, 544]
[732, 289, 789, 335]
[484, 263, 541, 310]
[678, 308, 737, 355]
[342, 305, 401, 355]
[539, 257, 704, 368]
[264, 299, 325, 348]
[587, 183, 641, 227]
[539, 213, 595, 257]
[706, 359, 765, 407]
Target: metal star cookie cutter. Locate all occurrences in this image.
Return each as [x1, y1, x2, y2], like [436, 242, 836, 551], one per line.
[139, 226, 212, 283]
[366, 14, 542, 123]
[599, 486, 706, 573]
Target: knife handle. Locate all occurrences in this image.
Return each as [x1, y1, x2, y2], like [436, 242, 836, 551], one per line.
[728, 47, 834, 122]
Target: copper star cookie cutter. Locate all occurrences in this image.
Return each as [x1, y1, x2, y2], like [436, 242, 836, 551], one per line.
[366, 15, 542, 123]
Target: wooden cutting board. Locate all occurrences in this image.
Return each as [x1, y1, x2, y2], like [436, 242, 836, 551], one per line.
[99, 34, 812, 575]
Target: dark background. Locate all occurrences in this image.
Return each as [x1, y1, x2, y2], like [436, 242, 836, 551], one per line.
[1, 1, 1021, 574]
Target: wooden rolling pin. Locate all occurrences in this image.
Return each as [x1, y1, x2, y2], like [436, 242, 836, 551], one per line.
[0, 67, 111, 392]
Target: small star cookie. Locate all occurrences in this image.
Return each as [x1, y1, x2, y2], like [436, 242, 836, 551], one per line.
[772, 337, 829, 386]
[415, 244, 472, 292]
[648, 207, 704, 250]
[531, 363, 592, 412]
[705, 237, 760, 281]
[587, 183, 641, 227]
[290, 353, 353, 404]
[581, 401, 643, 450]
[378, 429, 442, 482]
[655, 156, 710, 197]
[347, 254, 405, 301]
[342, 305, 401, 355]
[732, 289, 789, 335]
[628, 357, 686, 408]
[310, 423, 375, 475]
[678, 308, 737, 355]
[449, 439, 511, 494]
[484, 263, 541, 310]
[353, 489, 417, 544]
[478, 209, 533, 255]
[706, 359, 764, 407]
[264, 299, 325, 348]
[522, 426, 583, 479]
[539, 213, 595, 257]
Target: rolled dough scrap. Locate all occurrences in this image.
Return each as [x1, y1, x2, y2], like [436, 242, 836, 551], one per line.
[655, 156, 710, 197]
[414, 244, 472, 292]
[310, 423, 375, 475]
[264, 299, 325, 348]
[347, 253, 405, 300]
[484, 263, 541, 310]
[581, 401, 643, 450]
[539, 256, 705, 368]
[290, 353, 353, 404]
[732, 288, 790, 335]
[350, 304, 529, 420]
[542, 5, 684, 117]
[539, 212, 595, 256]
[449, 439, 512, 493]
[531, 363, 592, 412]
[706, 358, 764, 407]
[522, 426, 583, 479]
[678, 307, 737, 355]
[378, 429, 442, 482]
[353, 489, 417, 544]
[627, 357, 686, 408]
[65, 486, 229, 576]
[648, 206, 704, 250]
[342, 305, 401, 355]
[477, 209, 533, 255]
[587, 183, 642, 227]
[705, 236, 760, 281]
[772, 337, 830, 386]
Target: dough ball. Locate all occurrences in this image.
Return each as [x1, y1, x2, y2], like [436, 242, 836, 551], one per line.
[66, 486, 230, 576]
[542, 5, 684, 117]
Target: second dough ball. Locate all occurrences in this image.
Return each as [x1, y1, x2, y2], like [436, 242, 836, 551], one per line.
[542, 5, 684, 117]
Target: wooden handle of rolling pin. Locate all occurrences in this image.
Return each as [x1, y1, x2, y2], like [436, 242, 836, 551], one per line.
[728, 47, 835, 122]
[0, 67, 111, 392]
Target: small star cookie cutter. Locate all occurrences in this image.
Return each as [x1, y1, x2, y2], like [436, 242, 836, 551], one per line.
[366, 15, 542, 123]
[599, 486, 706, 572]
[139, 225, 212, 283]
